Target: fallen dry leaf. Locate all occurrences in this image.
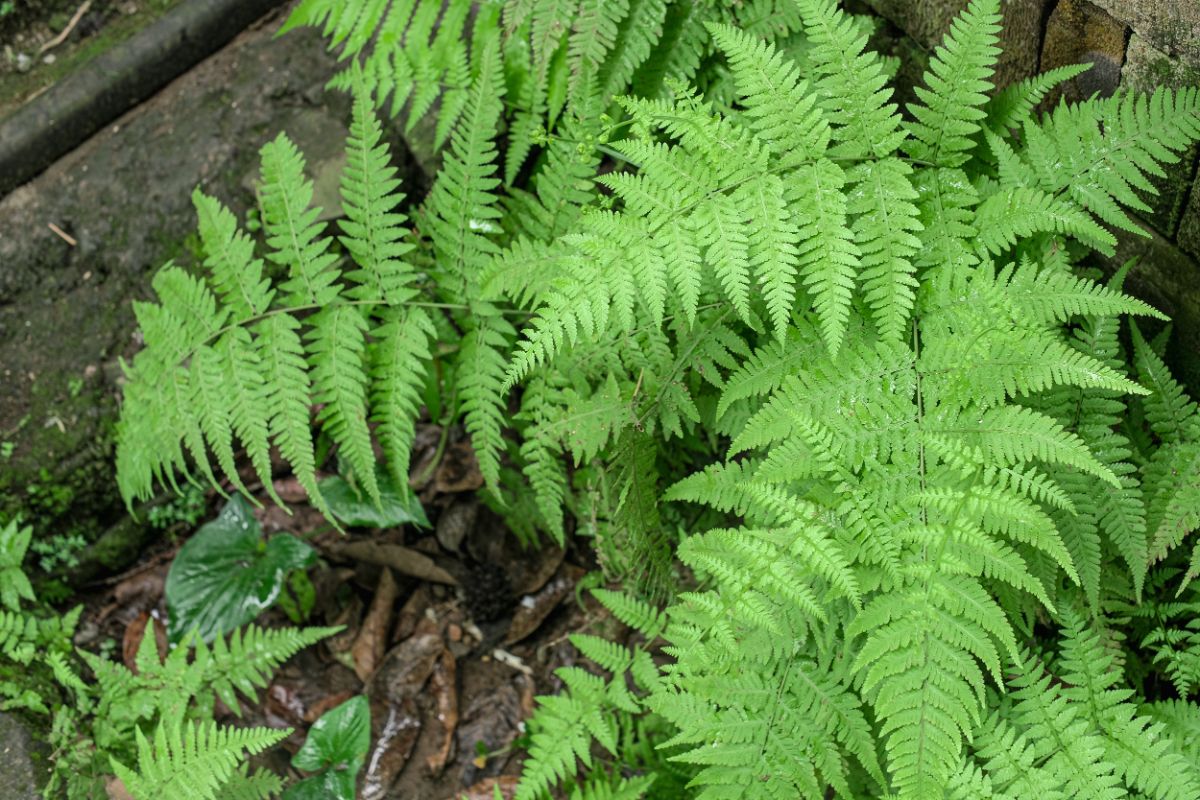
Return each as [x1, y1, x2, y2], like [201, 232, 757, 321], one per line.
[122, 612, 167, 672]
[391, 584, 430, 643]
[353, 568, 399, 681]
[336, 540, 458, 585]
[436, 496, 478, 552]
[361, 632, 445, 798]
[504, 565, 582, 645]
[426, 649, 459, 776]
[433, 440, 485, 493]
[456, 775, 519, 800]
[105, 776, 135, 800]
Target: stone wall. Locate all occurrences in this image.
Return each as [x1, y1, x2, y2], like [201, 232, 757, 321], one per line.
[865, 0, 1200, 385]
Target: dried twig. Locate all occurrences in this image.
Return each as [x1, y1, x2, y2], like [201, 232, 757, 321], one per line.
[47, 222, 77, 246]
[39, 1, 93, 55]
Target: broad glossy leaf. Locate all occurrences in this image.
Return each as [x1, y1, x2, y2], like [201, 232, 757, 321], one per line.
[283, 696, 371, 800]
[319, 473, 430, 528]
[165, 496, 316, 642]
[281, 769, 357, 800]
[293, 695, 371, 771]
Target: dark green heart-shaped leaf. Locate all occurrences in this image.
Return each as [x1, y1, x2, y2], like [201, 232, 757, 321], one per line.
[319, 473, 430, 529]
[292, 695, 371, 772]
[280, 767, 357, 800]
[165, 495, 316, 642]
[282, 696, 370, 800]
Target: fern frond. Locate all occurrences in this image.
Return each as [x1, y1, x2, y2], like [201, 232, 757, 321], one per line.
[259, 133, 341, 308]
[795, 0, 905, 159]
[904, 0, 1001, 168]
[0, 520, 34, 612]
[111, 719, 288, 800]
[196, 625, 338, 717]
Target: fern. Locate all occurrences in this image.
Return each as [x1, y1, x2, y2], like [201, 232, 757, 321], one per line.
[111, 718, 288, 800]
[109, 3, 1200, 800]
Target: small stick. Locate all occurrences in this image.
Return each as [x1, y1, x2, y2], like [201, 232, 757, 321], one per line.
[39, 0, 92, 55]
[47, 222, 77, 246]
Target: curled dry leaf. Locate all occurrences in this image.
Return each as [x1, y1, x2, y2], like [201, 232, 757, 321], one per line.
[361, 631, 444, 799]
[122, 612, 167, 672]
[457, 775, 519, 800]
[504, 565, 582, 645]
[391, 584, 430, 643]
[426, 649, 459, 776]
[352, 568, 398, 682]
[433, 440, 485, 493]
[435, 496, 478, 552]
[335, 540, 458, 585]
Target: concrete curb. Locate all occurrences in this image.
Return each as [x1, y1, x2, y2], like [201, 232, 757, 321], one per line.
[0, 0, 289, 196]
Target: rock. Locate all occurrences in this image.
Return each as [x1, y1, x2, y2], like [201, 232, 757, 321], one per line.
[1177, 179, 1200, 263]
[1087, 0, 1200, 60]
[1121, 33, 1200, 93]
[864, 0, 1049, 89]
[1040, 0, 1127, 107]
[1103, 227, 1200, 394]
[1120, 34, 1200, 237]
[0, 712, 46, 799]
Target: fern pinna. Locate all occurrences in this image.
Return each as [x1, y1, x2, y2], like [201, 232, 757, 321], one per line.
[111, 0, 1200, 798]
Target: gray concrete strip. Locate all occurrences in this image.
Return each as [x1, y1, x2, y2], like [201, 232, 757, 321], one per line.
[0, 0, 288, 196]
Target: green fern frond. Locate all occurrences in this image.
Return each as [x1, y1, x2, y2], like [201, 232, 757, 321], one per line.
[198, 625, 340, 717]
[795, 0, 905, 158]
[0, 520, 34, 612]
[904, 0, 1001, 168]
[111, 719, 288, 800]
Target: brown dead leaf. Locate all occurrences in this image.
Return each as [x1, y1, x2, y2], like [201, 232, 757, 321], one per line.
[456, 775, 519, 800]
[326, 592, 365, 653]
[105, 776, 135, 800]
[336, 540, 458, 585]
[272, 476, 310, 504]
[426, 649, 458, 776]
[433, 440, 484, 493]
[391, 584, 430, 643]
[504, 565, 583, 645]
[353, 568, 399, 682]
[436, 496, 478, 552]
[304, 690, 357, 723]
[122, 612, 167, 672]
[361, 632, 445, 799]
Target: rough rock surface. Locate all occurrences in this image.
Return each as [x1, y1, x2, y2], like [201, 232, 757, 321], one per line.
[1039, 0, 1127, 105]
[0, 712, 45, 799]
[1088, 0, 1200, 60]
[864, 0, 1049, 89]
